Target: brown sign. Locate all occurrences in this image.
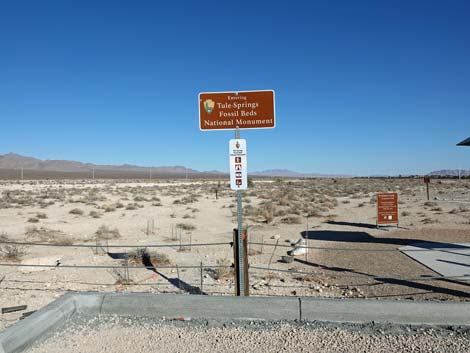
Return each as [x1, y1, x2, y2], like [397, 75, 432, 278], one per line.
[423, 176, 430, 184]
[377, 192, 398, 225]
[199, 90, 275, 130]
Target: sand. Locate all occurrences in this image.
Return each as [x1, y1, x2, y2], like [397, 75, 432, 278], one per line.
[1, 177, 470, 331]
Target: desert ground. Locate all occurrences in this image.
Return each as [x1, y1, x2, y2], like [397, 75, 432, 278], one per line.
[1, 177, 470, 330]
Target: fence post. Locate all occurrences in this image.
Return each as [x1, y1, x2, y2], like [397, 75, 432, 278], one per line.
[200, 261, 203, 293]
[233, 228, 249, 296]
[242, 229, 249, 296]
[233, 229, 239, 296]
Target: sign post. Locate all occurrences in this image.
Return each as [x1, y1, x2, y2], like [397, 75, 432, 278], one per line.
[423, 176, 430, 201]
[377, 192, 399, 228]
[199, 90, 275, 296]
[230, 131, 247, 295]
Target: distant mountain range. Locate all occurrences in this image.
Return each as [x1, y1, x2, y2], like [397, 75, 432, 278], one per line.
[250, 169, 351, 178]
[427, 169, 470, 177]
[0, 153, 199, 175]
[0, 153, 467, 178]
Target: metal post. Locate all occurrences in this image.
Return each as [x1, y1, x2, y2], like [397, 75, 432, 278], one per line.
[305, 216, 309, 262]
[200, 261, 203, 293]
[235, 127, 245, 296]
[426, 183, 430, 201]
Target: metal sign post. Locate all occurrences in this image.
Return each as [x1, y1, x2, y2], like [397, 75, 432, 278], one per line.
[232, 127, 246, 295]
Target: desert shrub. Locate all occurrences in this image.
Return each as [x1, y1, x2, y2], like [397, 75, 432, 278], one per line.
[424, 201, 437, 207]
[25, 226, 74, 245]
[36, 212, 47, 219]
[27, 217, 39, 223]
[422, 217, 439, 224]
[104, 204, 116, 212]
[280, 216, 302, 224]
[127, 247, 170, 265]
[431, 206, 443, 212]
[95, 225, 121, 240]
[133, 196, 147, 202]
[89, 210, 101, 218]
[126, 203, 142, 210]
[401, 211, 411, 217]
[69, 208, 84, 215]
[176, 223, 196, 231]
[0, 235, 26, 262]
[213, 258, 233, 279]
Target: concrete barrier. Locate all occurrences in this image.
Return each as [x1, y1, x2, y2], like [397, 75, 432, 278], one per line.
[2, 293, 470, 353]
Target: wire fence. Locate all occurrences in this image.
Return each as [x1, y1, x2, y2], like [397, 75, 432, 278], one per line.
[1, 238, 469, 298]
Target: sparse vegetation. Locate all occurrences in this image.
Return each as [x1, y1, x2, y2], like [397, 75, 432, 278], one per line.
[25, 226, 74, 245]
[213, 258, 233, 279]
[89, 210, 101, 218]
[128, 247, 170, 266]
[176, 222, 196, 231]
[0, 234, 26, 262]
[69, 208, 84, 215]
[95, 225, 121, 240]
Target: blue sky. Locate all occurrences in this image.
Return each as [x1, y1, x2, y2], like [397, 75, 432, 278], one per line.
[1, 1, 469, 175]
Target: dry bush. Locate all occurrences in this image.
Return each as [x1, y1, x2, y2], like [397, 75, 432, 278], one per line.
[401, 211, 411, 217]
[25, 226, 74, 245]
[424, 201, 438, 207]
[0, 234, 26, 262]
[422, 217, 439, 224]
[280, 215, 302, 224]
[176, 223, 196, 231]
[128, 248, 172, 266]
[103, 204, 116, 212]
[36, 212, 47, 219]
[460, 205, 470, 212]
[89, 210, 101, 218]
[95, 225, 121, 240]
[27, 217, 39, 223]
[213, 258, 233, 279]
[69, 208, 84, 215]
[133, 196, 147, 202]
[126, 203, 142, 210]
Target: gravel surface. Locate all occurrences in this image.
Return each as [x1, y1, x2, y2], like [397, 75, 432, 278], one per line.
[26, 316, 470, 353]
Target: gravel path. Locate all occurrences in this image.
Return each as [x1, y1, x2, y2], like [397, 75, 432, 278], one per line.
[26, 316, 470, 353]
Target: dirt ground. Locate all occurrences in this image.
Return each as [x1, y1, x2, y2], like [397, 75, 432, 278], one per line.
[1, 177, 470, 330]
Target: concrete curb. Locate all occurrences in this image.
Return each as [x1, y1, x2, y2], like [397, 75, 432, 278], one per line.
[2, 293, 470, 353]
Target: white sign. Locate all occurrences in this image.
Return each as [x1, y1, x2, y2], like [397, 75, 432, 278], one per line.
[229, 139, 247, 190]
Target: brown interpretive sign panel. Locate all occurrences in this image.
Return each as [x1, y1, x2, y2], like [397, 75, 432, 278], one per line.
[377, 192, 399, 226]
[199, 90, 275, 130]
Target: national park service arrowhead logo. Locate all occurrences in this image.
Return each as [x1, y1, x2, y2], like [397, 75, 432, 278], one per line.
[236, 141, 240, 148]
[203, 99, 215, 114]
